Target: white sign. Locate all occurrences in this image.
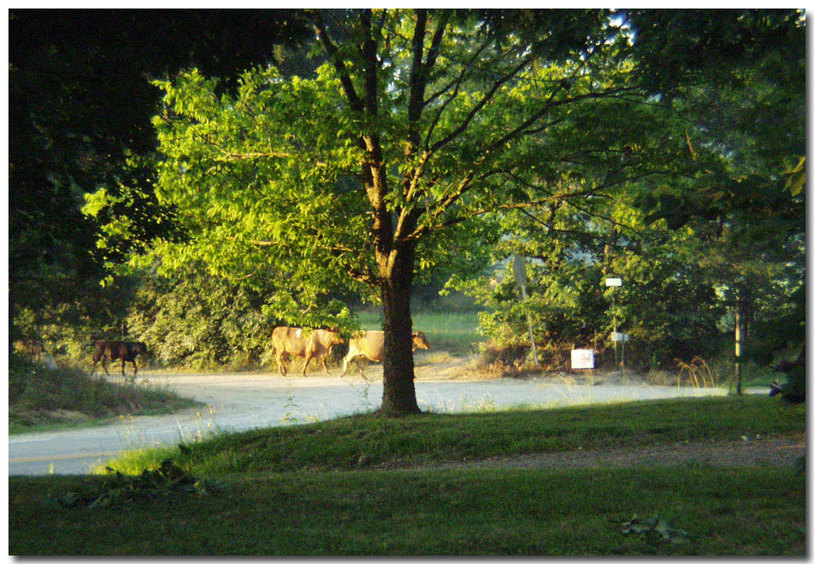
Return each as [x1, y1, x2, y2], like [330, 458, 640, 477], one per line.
[605, 278, 622, 287]
[611, 332, 630, 343]
[571, 349, 595, 370]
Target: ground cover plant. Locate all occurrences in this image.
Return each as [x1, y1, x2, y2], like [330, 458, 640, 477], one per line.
[9, 396, 805, 555]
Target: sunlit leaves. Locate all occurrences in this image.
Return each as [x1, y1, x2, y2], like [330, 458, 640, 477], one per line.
[147, 65, 377, 323]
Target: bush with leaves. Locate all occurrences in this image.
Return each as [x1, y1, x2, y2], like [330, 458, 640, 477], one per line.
[126, 264, 278, 369]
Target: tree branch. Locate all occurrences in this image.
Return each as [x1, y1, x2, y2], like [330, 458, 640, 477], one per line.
[427, 57, 533, 157]
[308, 11, 365, 113]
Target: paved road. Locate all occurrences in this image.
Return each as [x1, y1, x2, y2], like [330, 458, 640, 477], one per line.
[9, 369, 729, 476]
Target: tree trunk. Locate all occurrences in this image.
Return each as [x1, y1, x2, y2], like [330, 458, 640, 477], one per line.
[379, 244, 421, 415]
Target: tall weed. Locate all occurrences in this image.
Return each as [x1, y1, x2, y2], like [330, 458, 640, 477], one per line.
[675, 357, 719, 388]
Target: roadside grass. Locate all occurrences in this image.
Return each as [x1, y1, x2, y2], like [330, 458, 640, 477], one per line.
[99, 395, 804, 475]
[9, 396, 805, 555]
[9, 355, 201, 434]
[357, 309, 482, 356]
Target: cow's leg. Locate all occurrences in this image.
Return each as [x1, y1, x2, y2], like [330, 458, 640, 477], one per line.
[342, 354, 364, 378]
[320, 355, 333, 377]
[121, 357, 126, 377]
[131, 358, 138, 377]
[101, 357, 110, 377]
[276, 352, 287, 376]
[341, 354, 354, 377]
[302, 353, 313, 377]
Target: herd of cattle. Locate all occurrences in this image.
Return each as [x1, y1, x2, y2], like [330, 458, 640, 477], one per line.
[91, 327, 430, 378]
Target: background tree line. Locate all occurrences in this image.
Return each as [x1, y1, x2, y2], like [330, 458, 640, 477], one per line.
[9, 10, 805, 412]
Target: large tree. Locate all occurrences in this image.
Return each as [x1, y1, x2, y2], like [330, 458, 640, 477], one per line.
[144, 9, 660, 414]
[629, 9, 806, 395]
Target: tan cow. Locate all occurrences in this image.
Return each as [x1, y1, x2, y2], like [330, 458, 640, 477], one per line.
[272, 327, 345, 376]
[341, 330, 430, 378]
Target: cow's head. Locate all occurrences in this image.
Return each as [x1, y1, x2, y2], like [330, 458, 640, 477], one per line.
[326, 330, 345, 345]
[412, 331, 430, 351]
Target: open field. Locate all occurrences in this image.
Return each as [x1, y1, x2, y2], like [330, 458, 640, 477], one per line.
[356, 308, 484, 356]
[9, 396, 806, 556]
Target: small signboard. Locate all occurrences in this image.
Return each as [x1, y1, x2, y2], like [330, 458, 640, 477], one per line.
[571, 349, 595, 370]
[605, 277, 622, 287]
[611, 332, 630, 343]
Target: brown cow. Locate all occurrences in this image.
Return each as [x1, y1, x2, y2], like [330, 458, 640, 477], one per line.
[341, 330, 430, 378]
[92, 340, 148, 378]
[272, 327, 345, 376]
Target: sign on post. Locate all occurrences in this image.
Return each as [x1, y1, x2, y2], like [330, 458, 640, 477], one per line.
[512, 255, 527, 288]
[571, 349, 595, 370]
[611, 332, 630, 343]
[605, 277, 622, 287]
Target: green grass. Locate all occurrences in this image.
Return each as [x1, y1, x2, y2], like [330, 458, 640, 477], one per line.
[356, 309, 482, 355]
[9, 466, 805, 555]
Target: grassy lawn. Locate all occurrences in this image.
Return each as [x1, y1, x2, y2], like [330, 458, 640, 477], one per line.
[9, 396, 805, 556]
[9, 466, 805, 555]
[94, 395, 804, 475]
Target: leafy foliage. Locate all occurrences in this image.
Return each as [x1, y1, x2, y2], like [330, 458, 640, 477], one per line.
[450, 10, 805, 375]
[620, 514, 690, 545]
[10, 9, 312, 357]
[50, 459, 223, 510]
[125, 264, 281, 369]
[450, 192, 727, 370]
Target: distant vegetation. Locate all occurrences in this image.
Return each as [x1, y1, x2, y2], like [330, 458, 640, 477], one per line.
[357, 307, 484, 357]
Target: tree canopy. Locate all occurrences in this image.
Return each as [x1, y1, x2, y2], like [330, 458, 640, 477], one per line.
[139, 9, 688, 413]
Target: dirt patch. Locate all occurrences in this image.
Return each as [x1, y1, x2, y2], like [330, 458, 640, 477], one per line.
[9, 408, 91, 427]
[396, 437, 806, 472]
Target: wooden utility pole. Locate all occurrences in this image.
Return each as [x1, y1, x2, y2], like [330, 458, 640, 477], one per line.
[513, 255, 538, 367]
[734, 302, 743, 395]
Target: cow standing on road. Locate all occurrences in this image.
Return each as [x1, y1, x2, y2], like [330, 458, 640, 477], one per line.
[272, 327, 345, 377]
[92, 340, 148, 378]
[341, 330, 430, 378]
